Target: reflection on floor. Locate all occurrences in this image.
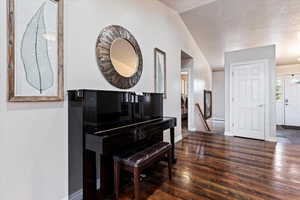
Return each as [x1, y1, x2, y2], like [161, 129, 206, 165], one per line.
[277, 126, 300, 144]
[181, 119, 189, 138]
[119, 132, 300, 200]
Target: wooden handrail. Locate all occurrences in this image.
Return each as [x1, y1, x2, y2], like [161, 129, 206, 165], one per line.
[195, 103, 211, 132]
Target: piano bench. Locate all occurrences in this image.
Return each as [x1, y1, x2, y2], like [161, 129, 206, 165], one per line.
[113, 142, 172, 200]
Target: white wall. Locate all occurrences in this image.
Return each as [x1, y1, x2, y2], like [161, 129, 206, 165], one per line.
[225, 45, 276, 141]
[212, 70, 225, 120]
[0, 0, 212, 200]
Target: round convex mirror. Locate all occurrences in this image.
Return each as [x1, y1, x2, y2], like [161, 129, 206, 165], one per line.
[96, 25, 143, 89]
[110, 38, 139, 77]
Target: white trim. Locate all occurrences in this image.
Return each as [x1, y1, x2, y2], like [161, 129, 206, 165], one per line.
[189, 127, 196, 132]
[181, 51, 195, 136]
[187, 59, 194, 133]
[210, 118, 225, 122]
[69, 189, 83, 200]
[68, 177, 101, 200]
[266, 136, 277, 142]
[224, 130, 234, 136]
[275, 76, 285, 125]
[175, 134, 183, 143]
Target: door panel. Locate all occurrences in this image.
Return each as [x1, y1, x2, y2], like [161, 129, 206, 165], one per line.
[232, 62, 265, 140]
[285, 75, 300, 126]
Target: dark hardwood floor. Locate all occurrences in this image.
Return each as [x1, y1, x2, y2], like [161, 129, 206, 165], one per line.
[118, 132, 300, 200]
[181, 119, 189, 138]
[277, 125, 300, 144]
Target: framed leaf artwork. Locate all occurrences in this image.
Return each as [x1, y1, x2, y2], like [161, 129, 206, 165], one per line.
[7, 0, 64, 102]
[154, 48, 166, 99]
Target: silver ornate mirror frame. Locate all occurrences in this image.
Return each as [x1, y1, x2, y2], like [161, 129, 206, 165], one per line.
[95, 25, 143, 89]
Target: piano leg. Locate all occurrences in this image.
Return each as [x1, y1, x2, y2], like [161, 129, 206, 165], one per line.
[84, 150, 97, 200]
[99, 155, 114, 197]
[84, 152, 114, 200]
[170, 128, 177, 163]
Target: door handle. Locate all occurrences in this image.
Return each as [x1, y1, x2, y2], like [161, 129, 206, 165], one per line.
[257, 104, 264, 107]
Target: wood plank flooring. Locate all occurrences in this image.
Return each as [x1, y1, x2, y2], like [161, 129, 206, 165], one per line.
[119, 132, 300, 200]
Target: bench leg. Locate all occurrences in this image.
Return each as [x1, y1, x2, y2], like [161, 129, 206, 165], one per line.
[114, 160, 120, 200]
[168, 149, 172, 180]
[134, 167, 140, 200]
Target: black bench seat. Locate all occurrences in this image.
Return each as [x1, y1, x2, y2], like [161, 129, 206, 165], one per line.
[113, 141, 172, 200]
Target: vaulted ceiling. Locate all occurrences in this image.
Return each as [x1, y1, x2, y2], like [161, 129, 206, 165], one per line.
[159, 0, 300, 70]
[158, 0, 217, 13]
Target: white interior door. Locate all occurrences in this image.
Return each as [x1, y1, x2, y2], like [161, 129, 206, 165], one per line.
[284, 75, 300, 126]
[232, 61, 265, 140]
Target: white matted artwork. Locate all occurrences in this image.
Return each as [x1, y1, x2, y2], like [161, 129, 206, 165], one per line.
[8, 0, 64, 102]
[154, 48, 166, 99]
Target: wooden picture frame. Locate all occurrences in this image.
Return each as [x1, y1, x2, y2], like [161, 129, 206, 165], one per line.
[7, 0, 64, 102]
[204, 90, 212, 119]
[154, 48, 167, 99]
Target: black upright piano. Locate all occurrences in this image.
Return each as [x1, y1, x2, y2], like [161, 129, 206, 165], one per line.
[68, 90, 177, 199]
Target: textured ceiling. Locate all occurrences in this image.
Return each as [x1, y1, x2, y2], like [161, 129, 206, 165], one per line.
[160, 0, 300, 69]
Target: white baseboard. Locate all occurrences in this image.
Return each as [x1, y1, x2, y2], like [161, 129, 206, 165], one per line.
[224, 130, 234, 136]
[175, 134, 182, 143]
[69, 178, 101, 200]
[69, 189, 82, 200]
[189, 127, 196, 132]
[224, 131, 277, 142]
[266, 136, 277, 142]
[211, 118, 225, 122]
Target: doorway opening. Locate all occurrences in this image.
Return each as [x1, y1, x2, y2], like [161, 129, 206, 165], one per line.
[181, 51, 193, 138]
[276, 73, 300, 144]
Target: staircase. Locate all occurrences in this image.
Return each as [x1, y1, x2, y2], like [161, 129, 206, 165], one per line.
[195, 103, 211, 132]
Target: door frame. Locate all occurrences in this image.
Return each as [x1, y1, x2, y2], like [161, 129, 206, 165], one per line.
[283, 74, 300, 126]
[277, 73, 300, 126]
[229, 59, 270, 140]
[180, 51, 194, 132]
[180, 70, 189, 128]
[276, 75, 285, 125]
